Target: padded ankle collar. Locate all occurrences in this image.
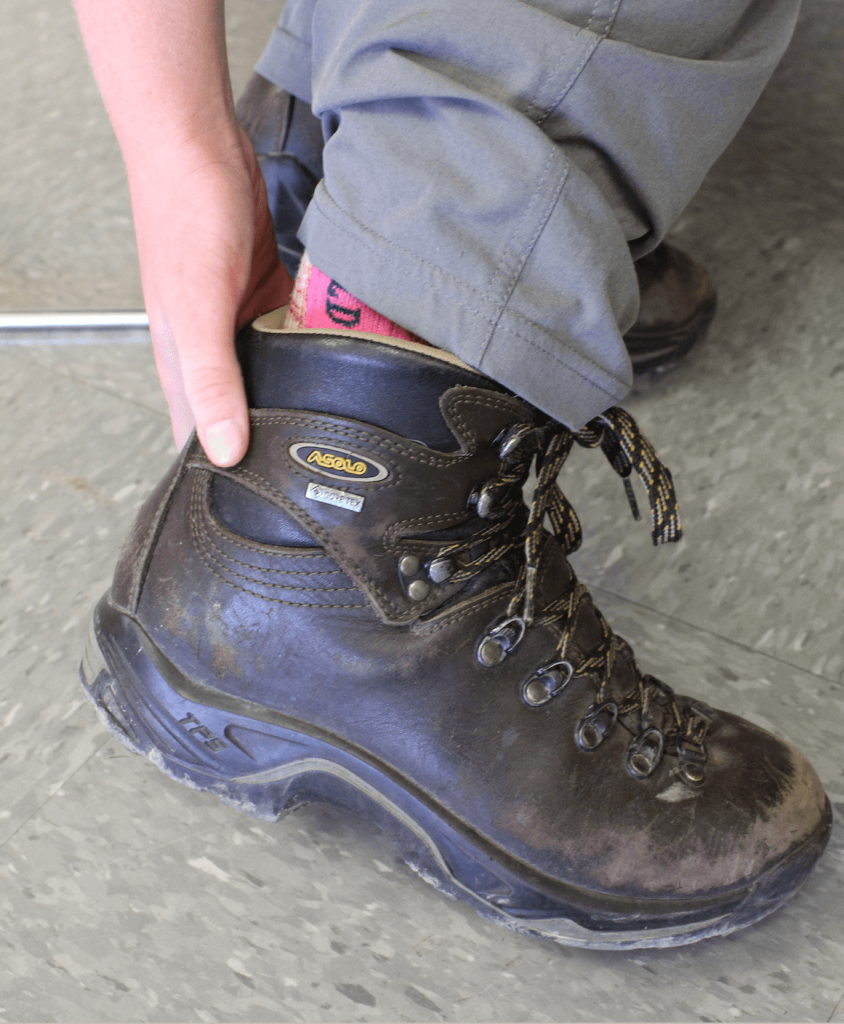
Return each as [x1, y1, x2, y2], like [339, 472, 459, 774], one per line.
[237, 320, 508, 452]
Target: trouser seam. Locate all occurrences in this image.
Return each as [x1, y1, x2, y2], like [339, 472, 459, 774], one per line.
[488, 0, 624, 335]
[483, 156, 573, 365]
[529, 0, 625, 128]
[487, 146, 563, 302]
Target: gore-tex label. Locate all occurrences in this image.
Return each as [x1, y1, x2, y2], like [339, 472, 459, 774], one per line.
[305, 481, 364, 513]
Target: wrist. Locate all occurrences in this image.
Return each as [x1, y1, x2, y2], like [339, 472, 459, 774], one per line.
[124, 117, 248, 195]
[74, 0, 239, 180]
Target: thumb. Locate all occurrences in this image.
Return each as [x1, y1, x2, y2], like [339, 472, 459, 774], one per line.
[152, 309, 250, 468]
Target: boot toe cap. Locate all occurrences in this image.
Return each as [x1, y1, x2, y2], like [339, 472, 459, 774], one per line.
[588, 714, 830, 900]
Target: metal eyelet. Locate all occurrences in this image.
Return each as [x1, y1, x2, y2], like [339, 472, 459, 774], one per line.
[398, 553, 432, 601]
[626, 727, 664, 778]
[497, 424, 535, 461]
[476, 616, 527, 667]
[680, 764, 705, 785]
[399, 554, 420, 577]
[575, 702, 618, 751]
[677, 746, 707, 786]
[407, 579, 431, 601]
[475, 480, 500, 519]
[428, 557, 454, 584]
[521, 661, 574, 707]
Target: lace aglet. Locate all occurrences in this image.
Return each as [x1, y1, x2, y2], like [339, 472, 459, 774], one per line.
[623, 477, 641, 521]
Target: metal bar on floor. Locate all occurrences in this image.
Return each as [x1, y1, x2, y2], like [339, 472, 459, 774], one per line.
[0, 311, 149, 329]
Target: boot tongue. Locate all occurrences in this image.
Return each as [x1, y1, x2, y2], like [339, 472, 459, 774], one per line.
[236, 325, 509, 452]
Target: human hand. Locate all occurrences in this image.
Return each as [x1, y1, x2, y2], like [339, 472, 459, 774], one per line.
[73, 0, 293, 466]
[132, 129, 292, 466]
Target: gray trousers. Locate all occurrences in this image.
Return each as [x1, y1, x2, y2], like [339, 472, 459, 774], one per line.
[256, 0, 799, 428]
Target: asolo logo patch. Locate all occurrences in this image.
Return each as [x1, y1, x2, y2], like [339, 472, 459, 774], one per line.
[289, 443, 389, 482]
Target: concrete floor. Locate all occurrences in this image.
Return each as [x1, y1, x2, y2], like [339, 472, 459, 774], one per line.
[1, 0, 844, 1022]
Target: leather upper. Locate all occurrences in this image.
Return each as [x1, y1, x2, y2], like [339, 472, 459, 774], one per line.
[109, 329, 827, 902]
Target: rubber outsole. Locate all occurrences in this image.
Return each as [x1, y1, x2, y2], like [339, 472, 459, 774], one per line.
[80, 595, 832, 951]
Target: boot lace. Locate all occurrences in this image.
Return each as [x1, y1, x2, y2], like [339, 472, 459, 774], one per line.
[433, 406, 710, 785]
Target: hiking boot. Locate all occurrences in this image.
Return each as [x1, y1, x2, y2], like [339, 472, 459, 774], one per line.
[624, 242, 717, 373]
[236, 72, 717, 373]
[80, 316, 830, 949]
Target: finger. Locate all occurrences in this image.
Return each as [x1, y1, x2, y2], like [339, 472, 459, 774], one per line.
[150, 315, 196, 450]
[149, 277, 250, 468]
[149, 257, 287, 467]
[177, 310, 250, 468]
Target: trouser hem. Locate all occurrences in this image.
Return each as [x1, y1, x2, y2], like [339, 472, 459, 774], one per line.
[301, 186, 630, 429]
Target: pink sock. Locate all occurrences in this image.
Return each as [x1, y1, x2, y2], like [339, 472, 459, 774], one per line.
[283, 253, 426, 343]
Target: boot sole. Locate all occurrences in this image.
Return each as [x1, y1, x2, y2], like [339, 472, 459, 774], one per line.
[80, 594, 832, 951]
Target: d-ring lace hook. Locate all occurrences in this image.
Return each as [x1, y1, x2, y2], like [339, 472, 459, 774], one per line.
[522, 660, 574, 707]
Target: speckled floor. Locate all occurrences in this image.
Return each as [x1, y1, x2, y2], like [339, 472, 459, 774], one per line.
[1, 1, 844, 1022]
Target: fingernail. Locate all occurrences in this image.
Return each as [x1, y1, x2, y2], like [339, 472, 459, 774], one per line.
[204, 419, 244, 466]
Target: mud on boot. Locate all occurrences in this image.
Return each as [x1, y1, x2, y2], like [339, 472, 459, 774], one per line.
[80, 313, 831, 950]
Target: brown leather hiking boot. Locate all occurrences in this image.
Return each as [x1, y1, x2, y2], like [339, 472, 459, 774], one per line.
[80, 316, 830, 949]
[626, 242, 717, 373]
[236, 72, 717, 373]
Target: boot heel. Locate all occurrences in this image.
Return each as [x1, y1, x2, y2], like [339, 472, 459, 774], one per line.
[79, 595, 313, 821]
